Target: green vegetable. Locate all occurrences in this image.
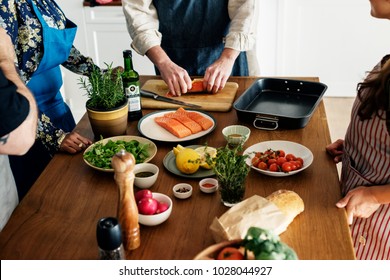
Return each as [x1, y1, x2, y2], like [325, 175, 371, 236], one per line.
[205, 144, 250, 204]
[83, 139, 150, 169]
[205, 144, 250, 187]
[241, 227, 298, 260]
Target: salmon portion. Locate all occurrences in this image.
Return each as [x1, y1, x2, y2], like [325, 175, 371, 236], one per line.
[164, 112, 203, 134]
[154, 117, 192, 138]
[174, 107, 213, 130]
[154, 107, 213, 138]
[166, 79, 207, 96]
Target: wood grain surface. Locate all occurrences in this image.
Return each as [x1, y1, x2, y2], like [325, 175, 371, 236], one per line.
[0, 76, 356, 260]
[141, 79, 239, 111]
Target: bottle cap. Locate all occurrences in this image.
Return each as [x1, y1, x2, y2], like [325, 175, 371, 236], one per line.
[96, 217, 123, 251]
[123, 50, 132, 57]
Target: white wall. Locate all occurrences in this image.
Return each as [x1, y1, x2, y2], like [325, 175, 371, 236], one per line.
[258, 0, 390, 97]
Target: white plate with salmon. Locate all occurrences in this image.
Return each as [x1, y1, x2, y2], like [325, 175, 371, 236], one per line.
[138, 108, 217, 142]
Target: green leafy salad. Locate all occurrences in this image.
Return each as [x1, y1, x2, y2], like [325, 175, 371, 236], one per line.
[83, 139, 150, 169]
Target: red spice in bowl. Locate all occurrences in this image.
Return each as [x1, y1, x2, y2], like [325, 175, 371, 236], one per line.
[199, 178, 218, 193]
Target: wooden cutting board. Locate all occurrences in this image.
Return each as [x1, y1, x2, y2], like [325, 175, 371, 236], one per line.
[141, 79, 239, 112]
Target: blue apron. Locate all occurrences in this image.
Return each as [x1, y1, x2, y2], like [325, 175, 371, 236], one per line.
[153, 0, 248, 76]
[10, 0, 78, 200]
[26, 0, 77, 132]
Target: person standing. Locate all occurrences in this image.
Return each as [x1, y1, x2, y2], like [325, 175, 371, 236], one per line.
[0, 28, 38, 230]
[326, 0, 390, 260]
[0, 0, 95, 199]
[122, 0, 258, 96]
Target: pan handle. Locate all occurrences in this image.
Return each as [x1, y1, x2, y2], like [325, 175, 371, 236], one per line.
[253, 116, 279, 130]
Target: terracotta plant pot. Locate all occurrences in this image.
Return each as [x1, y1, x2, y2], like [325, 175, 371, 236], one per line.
[86, 101, 128, 139]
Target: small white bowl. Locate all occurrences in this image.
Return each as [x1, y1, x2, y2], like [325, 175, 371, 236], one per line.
[138, 192, 172, 226]
[173, 183, 193, 199]
[222, 125, 251, 147]
[199, 178, 218, 193]
[134, 163, 159, 189]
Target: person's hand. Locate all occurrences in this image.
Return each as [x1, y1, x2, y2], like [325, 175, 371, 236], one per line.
[158, 59, 192, 96]
[203, 48, 239, 93]
[59, 132, 93, 154]
[0, 28, 16, 67]
[326, 139, 344, 163]
[336, 186, 381, 225]
[146, 46, 192, 96]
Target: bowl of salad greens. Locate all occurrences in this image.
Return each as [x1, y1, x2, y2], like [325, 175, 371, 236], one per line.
[83, 135, 157, 172]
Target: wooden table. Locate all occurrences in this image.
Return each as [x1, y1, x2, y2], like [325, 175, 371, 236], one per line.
[0, 76, 355, 260]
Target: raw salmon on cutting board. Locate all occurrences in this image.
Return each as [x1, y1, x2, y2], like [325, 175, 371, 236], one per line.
[141, 79, 239, 112]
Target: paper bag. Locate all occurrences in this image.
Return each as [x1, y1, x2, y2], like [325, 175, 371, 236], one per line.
[210, 195, 291, 243]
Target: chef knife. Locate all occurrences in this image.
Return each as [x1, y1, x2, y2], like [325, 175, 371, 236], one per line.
[140, 89, 202, 109]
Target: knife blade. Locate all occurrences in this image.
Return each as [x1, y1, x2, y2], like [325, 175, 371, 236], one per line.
[140, 89, 202, 109]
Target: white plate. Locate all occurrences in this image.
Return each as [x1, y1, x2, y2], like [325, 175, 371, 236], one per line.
[83, 135, 157, 172]
[243, 140, 313, 177]
[137, 109, 216, 142]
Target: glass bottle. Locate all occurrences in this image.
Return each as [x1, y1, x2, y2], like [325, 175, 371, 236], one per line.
[122, 50, 142, 121]
[96, 217, 125, 260]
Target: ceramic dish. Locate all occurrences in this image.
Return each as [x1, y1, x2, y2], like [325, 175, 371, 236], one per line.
[163, 145, 215, 178]
[243, 140, 313, 177]
[199, 178, 218, 193]
[172, 183, 193, 199]
[137, 109, 216, 142]
[83, 135, 157, 172]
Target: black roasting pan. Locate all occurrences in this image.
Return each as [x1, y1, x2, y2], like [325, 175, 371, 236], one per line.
[233, 78, 328, 130]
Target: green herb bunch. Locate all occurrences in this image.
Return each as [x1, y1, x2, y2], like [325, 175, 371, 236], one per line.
[205, 144, 250, 190]
[79, 63, 126, 110]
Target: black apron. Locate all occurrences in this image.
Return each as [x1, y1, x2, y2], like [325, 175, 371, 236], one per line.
[153, 0, 248, 76]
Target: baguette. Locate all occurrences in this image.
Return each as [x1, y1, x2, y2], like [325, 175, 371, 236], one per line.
[266, 190, 304, 223]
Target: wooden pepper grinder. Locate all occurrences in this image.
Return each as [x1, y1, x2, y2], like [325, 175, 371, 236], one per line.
[111, 149, 140, 257]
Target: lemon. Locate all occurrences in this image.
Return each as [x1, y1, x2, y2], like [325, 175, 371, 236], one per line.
[175, 148, 200, 174]
[195, 146, 217, 169]
[173, 144, 185, 156]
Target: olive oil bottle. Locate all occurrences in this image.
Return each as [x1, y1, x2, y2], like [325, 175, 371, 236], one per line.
[122, 50, 142, 121]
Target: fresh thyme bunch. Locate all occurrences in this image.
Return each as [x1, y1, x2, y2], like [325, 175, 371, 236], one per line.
[205, 143, 250, 205]
[79, 63, 126, 110]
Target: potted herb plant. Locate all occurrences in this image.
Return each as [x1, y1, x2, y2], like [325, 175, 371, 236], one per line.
[206, 144, 250, 207]
[79, 63, 128, 138]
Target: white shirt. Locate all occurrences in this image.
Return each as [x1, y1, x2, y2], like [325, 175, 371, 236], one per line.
[122, 0, 260, 75]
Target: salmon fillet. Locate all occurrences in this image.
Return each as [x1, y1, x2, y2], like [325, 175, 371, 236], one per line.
[165, 79, 207, 97]
[164, 112, 203, 134]
[175, 107, 214, 131]
[154, 116, 192, 138]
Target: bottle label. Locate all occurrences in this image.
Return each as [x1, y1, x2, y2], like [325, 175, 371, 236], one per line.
[125, 84, 141, 112]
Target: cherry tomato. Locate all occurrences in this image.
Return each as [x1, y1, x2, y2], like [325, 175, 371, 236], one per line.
[292, 160, 302, 169]
[286, 153, 296, 162]
[251, 157, 260, 166]
[269, 163, 279, 172]
[289, 161, 298, 171]
[277, 150, 286, 158]
[267, 158, 277, 167]
[296, 157, 304, 165]
[216, 247, 244, 260]
[257, 161, 268, 170]
[281, 162, 293, 173]
[276, 156, 287, 166]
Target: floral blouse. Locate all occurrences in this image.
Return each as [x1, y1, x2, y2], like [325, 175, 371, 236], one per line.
[0, 0, 97, 156]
